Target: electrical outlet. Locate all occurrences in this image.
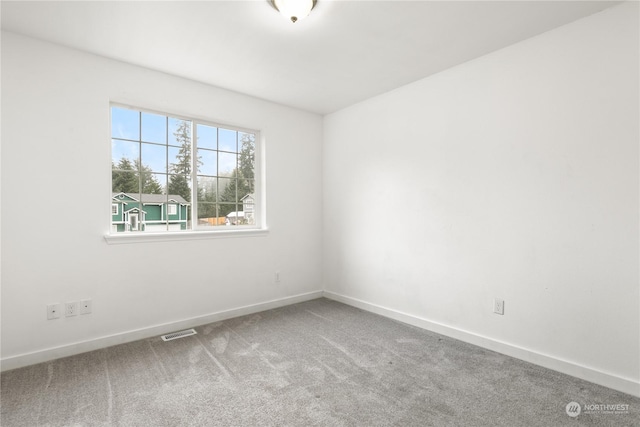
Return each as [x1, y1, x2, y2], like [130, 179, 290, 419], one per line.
[80, 299, 92, 315]
[494, 298, 504, 315]
[65, 301, 78, 317]
[274, 271, 281, 283]
[47, 304, 61, 320]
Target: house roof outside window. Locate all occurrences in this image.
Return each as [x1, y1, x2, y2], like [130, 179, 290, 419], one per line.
[112, 192, 190, 205]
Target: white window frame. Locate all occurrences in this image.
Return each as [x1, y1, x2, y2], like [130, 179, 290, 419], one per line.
[111, 204, 119, 215]
[106, 104, 266, 244]
[167, 204, 177, 215]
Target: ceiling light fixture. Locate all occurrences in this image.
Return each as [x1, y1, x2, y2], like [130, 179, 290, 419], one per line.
[270, 0, 317, 24]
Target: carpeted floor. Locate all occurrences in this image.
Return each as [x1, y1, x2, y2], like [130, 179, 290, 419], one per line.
[1, 298, 638, 426]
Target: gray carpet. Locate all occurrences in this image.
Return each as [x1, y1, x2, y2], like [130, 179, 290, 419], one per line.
[1, 298, 638, 426]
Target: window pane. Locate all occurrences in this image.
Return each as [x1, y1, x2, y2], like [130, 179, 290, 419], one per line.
[184, 204, 192, 229]
[218, 152, 237, 176]
[238, 179, 255, 200]
[145, 173, 167, 196]
[198, 149, 217, 176]
[141, 112, 167, 144]
[111, 107, 139, 140]
[112, 170, 140, 194]
[169, 118, 191, 147]
[167, 174, 191, 203]
[146, 196, 170, 207]
[112, 140, 139, 167]
[197, 124, 217, 150]
[110, 106, 259, 234]
[197, 176, 217, 203]
[168, 147, 191, 175]
[219, 128, 237, 152]
[140, 190, 167, 232]
[168, 146, 180, 171]
[111, 189, 142, 232]
[218, 203, 237, 219]
[140, 192, 167, 204]
[217, 177, 234, 203]
[240, 190, 255, 225]
[197, 203, 220, 228]
[238, 132, 255, 178]
[149, 223, 169, 232]
[141, 143, 167, 173]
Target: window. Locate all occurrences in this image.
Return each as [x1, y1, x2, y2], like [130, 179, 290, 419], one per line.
[110, 105, 259, 234]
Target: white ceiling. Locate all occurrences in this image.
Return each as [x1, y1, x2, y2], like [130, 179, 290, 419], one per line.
[1, 0, 620, 115]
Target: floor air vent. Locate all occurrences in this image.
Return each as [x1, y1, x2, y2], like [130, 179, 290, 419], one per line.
[161, 329, 197, 341]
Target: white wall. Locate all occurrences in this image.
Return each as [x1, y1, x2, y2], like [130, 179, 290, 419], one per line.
[1, 32, 323, 366]
[323, 3, 639, 394]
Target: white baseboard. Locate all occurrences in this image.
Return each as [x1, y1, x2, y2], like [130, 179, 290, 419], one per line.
[323, 291, 640, 398]
[1, 290, 323, 372]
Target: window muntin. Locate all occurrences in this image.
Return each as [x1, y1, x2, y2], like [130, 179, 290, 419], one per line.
[111, 105, 258, 233]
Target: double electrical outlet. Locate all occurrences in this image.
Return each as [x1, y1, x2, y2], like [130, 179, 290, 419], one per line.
[47, 299, 92, 320]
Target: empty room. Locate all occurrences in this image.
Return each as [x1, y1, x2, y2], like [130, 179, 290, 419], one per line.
[1, 1, 638, 426]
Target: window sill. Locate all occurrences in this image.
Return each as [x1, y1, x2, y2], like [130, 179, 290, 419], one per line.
[104, 228, 269, 245]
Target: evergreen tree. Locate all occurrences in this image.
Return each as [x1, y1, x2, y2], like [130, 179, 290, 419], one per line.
[135, 159, 163, 194]
[238, 133, 255, 181]
[219, 171, 252, 218]
[112, 158, 138, 193]
[168, 120, 201, 201]
[197, 178, 218, 219]
[168, 174, 191, 201]
[112, 158, 162, 195]
[218, 133, 255, 219]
